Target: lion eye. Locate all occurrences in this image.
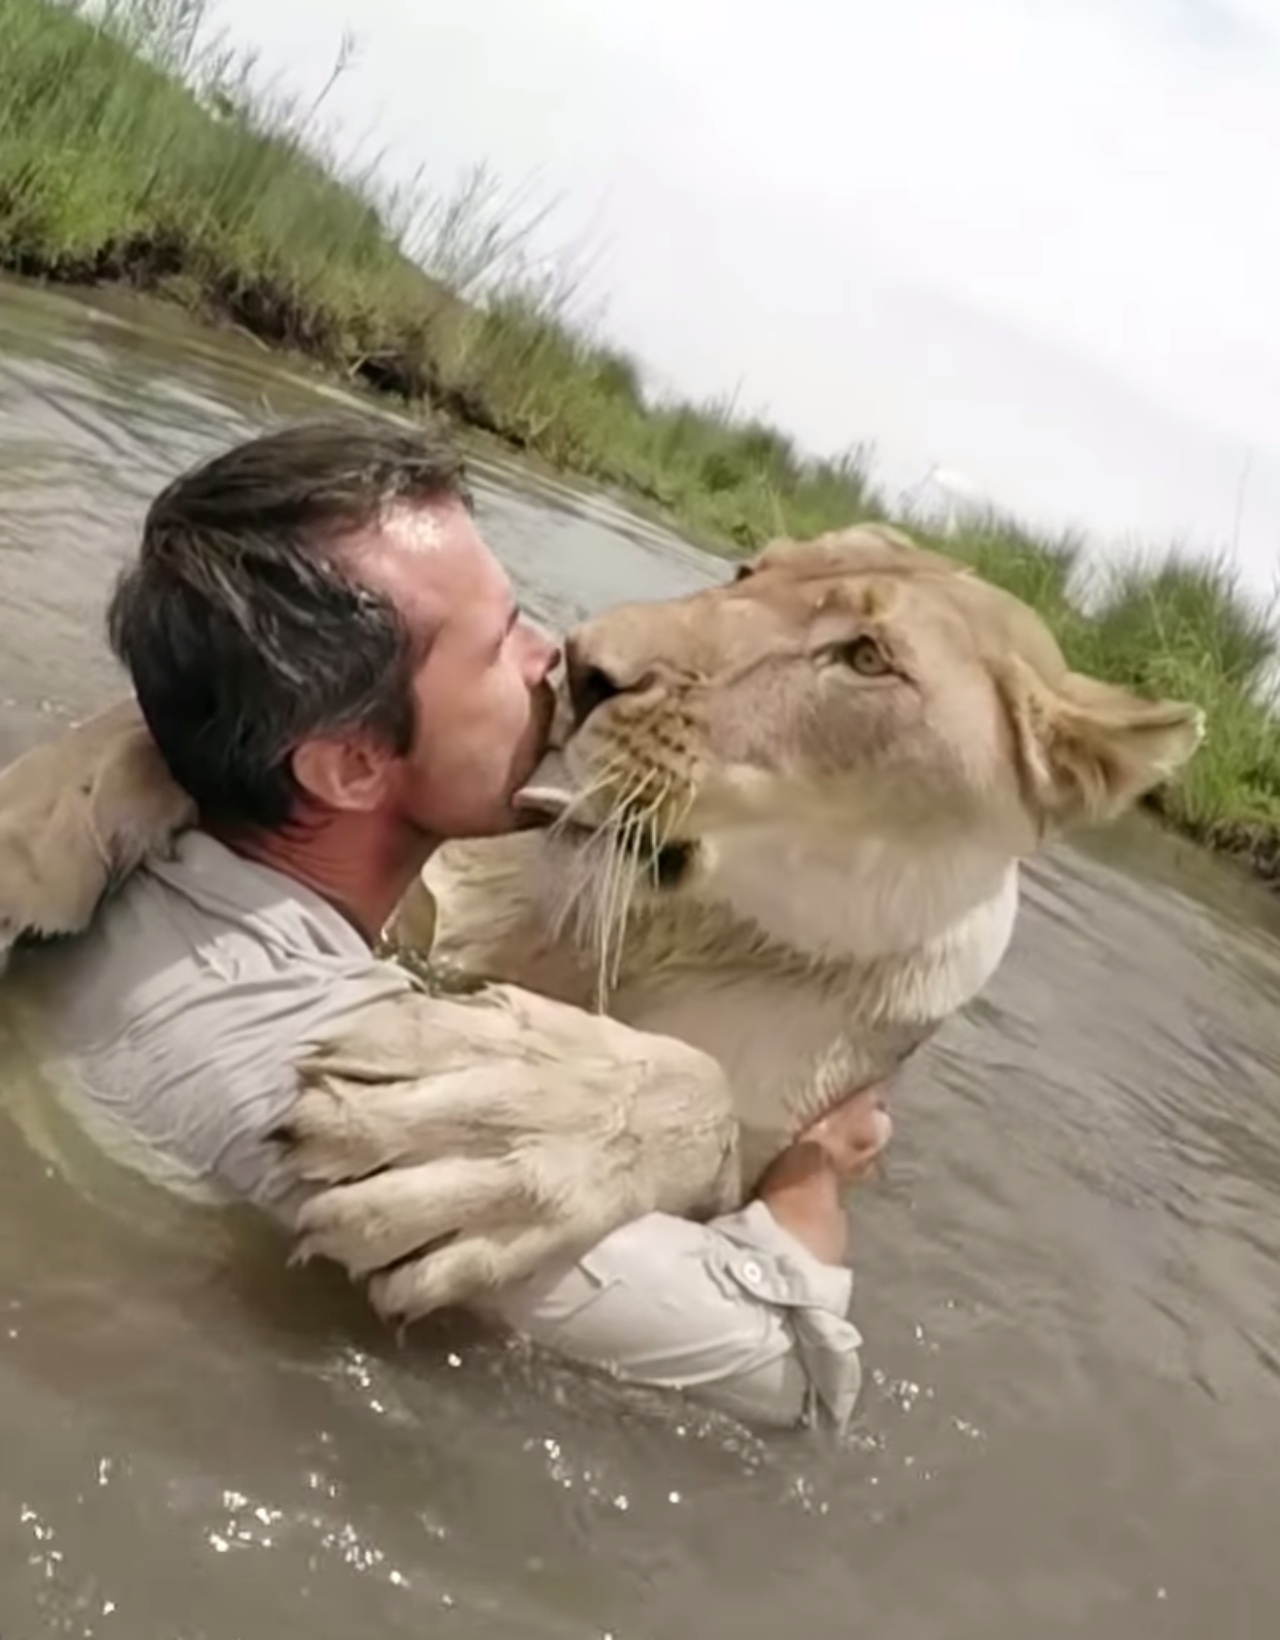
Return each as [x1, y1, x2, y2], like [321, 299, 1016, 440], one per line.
[831, 635, 892, 677]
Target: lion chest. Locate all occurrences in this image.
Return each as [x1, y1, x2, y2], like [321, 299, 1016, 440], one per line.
[606, 967, 936, 1150]
[602, 868, 1020, 1170]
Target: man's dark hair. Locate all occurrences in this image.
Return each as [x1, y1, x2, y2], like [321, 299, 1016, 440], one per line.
[107, 417, 473, 828]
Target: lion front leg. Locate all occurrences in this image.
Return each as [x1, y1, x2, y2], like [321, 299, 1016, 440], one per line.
[274, 982, 743, 1324]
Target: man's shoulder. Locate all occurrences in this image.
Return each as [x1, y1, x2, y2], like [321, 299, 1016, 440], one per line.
[28, 829, 408, 1040]
[9, 830, 414, 1211]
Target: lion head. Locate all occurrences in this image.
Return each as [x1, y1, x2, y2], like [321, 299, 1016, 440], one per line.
[516, 524, 1204, 997]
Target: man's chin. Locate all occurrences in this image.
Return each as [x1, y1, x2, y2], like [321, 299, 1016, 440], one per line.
[468, 782, 555, 840]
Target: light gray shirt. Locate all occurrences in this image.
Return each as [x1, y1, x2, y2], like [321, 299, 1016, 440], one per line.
[13, 832, 865, 1431]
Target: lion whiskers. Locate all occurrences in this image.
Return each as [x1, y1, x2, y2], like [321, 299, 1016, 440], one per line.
[544, 758, 691, 1012]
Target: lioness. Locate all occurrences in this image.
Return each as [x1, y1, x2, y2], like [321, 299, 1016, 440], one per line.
[0, 524, 1203, 1323]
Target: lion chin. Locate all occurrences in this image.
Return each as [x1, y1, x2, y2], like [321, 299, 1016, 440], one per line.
[0, 523, 1205, 1314]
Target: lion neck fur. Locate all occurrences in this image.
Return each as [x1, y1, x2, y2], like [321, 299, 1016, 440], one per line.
[420, 818, 1020, 1163]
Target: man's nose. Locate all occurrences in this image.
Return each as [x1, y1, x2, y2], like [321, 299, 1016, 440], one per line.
[522, 617, 561, 681]
[538, 630, 562, 679]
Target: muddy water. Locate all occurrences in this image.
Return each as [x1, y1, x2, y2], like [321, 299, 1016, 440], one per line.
[3, 275, 1280, 1640]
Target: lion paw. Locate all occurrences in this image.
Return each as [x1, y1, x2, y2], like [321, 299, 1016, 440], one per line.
[276, 985, 742, 1321]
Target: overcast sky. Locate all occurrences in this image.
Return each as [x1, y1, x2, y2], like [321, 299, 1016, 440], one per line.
[213, 0, 1280, 595]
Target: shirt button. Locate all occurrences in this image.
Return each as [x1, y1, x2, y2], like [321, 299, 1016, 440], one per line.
[741, 1260, 764, 1286]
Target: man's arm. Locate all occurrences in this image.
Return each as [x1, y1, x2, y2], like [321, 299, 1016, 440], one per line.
[489, 1190, 865, 1432]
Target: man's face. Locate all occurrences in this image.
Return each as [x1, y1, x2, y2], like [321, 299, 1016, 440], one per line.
[350, 497, 559, 839]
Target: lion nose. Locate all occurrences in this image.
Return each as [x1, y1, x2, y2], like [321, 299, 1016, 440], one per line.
[564, 634, 624, 727]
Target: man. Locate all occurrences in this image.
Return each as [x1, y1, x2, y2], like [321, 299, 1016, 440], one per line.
[14, 418, 890, 1431]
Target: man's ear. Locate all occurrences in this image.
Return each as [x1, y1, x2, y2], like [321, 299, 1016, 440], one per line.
[291, 734, 393, 814]
[998, 655, 1205, 830]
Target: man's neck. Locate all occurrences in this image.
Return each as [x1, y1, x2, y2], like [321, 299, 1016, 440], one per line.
[209, 809, 436, 946]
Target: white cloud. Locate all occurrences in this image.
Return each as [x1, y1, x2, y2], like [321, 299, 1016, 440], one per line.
[211, 0, 1280, 594]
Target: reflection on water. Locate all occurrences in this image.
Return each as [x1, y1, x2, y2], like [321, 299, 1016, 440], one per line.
[2, 274, 1280, 1640]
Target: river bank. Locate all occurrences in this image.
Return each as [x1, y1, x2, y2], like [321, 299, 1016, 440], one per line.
[3, 0, 1280, 884]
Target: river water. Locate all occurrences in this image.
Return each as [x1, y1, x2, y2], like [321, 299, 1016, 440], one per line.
[2, 275, 1280, 1640]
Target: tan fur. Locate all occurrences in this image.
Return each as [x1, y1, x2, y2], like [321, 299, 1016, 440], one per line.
[0, 525, 1204, 1320]
[0, 700, 194, 966]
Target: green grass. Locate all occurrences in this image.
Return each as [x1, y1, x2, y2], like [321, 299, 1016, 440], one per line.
[3, 0, 1280, 875]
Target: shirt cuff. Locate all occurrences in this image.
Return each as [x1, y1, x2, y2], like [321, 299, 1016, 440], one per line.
[710, 1199, 855, 1314]
[707, 1199, 864, 1434]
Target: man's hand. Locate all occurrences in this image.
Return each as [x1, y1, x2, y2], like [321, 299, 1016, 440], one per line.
[753, 1084, 893, 1265]
[274, 981, 743, 1325]
[802, 1085, 894, 1183]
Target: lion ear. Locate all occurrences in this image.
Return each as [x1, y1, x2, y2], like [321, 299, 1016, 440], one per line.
[998, 656, 1205, 829]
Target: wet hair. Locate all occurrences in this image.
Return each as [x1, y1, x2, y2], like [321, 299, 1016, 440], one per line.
[106, 416, 473, 828]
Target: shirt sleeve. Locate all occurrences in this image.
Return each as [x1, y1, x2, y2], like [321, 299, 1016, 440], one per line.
[488, 1200, 864, 1433]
